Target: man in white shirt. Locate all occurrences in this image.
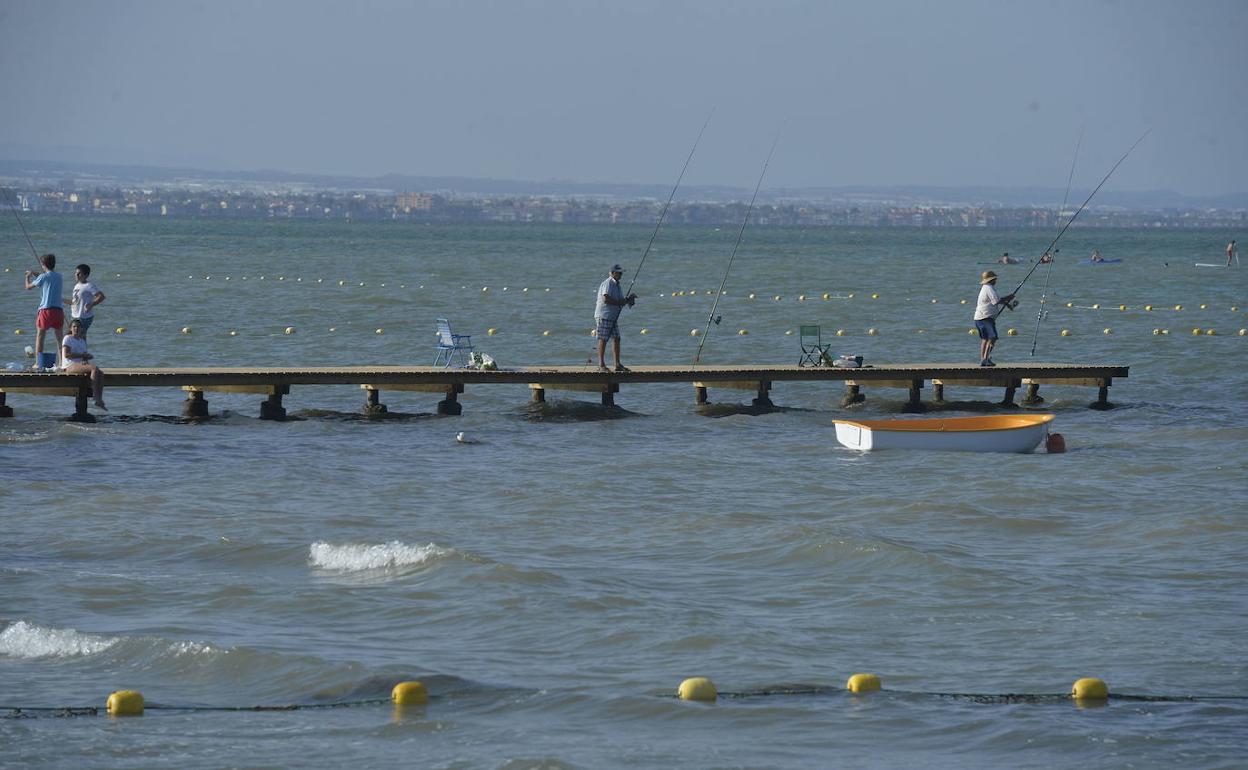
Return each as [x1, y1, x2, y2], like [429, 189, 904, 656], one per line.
[593, 264, 636, 372]
[973, 270, 1015, 367]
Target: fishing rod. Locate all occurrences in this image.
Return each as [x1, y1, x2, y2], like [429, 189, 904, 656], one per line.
[591, 110, 714, 361]
[1000, 128, 1150, 314]
[2, 186, 44, 267]
[1029, 126, 1084, 356]
[693, 130, 781, 364]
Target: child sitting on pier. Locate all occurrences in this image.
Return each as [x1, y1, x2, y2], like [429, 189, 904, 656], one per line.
[61, 319, 107, 411]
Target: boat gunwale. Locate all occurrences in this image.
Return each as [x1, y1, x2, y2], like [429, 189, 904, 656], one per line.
[832, 414, 1056, 433]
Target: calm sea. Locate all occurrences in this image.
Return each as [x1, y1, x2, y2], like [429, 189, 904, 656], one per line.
[2, 217, 1246, 769]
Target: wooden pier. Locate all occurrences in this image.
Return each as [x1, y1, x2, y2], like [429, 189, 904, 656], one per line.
[0, 362, 1128, 422]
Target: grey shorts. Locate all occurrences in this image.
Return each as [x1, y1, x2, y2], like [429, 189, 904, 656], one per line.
[595, 317, 621, 340]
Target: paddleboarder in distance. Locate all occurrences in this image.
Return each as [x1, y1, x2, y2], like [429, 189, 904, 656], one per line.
[1228, 240, 1237, 267]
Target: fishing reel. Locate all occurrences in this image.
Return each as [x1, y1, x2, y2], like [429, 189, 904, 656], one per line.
[1006, 299, 1020, 311]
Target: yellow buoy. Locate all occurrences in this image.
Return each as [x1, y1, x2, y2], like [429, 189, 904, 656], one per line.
[847, 673, 881, 694]
[785, 329, 794, 335]
[1091, 303, 1100, 309]
[737, 329, 748, 335]
[14, 329, 23, 335]
[798, 294, 806, 301]
[822, 293, 831, 300]
[1071, 677, 1109, 700]
[229, 330, 238, 337]
[1239, 329, 1247, 336]
[114, 327, 126, 334]
[1060, 329, 1071, 336]
[181, 327, 192, 334]
[690, 329, 700, 336]
[748, 293, 756, 299]
[1006, 328, 1017, 336]
[836, 329, 846, 336]
[1191, 328, 1202, 335]
[847, 293, 855, 298]
[1103, 328, 1112, 334]
[1119, 304, 1127, 311]
[677, 677, 717, 702]
[1152, 329, 1161, 335]
[328, 327, 336, 332]
[1205, 328, 1217, 336]
[960, 299, 968, 305]
[590, 329, 598, 337]
[501, 286, 508, 291]
[1161, 329, 1170, 335]
[931, 298, 938, 303]
[1174, 304, 1182, 311]
[391, 681, 428, 706]
[871, 293, 879, 299]
[1200, 304, 1207, 309]
[773, 295, 782, 301]
[375, 328, 384, 334]
[284, 327, 296, 335]
[639, 328, 649, 335]
[1144, 305, 1153, 311]
[916, 329, 926, 334]
[107, 690, 144, 716]
[1066, 302, 1074, 308]
[487, 328, 497, 336]
[542, 330, 551, 336]
[968, 328, 977, 335]
[523, 287, 529, 292]
[867, 328, 877, 336]
[338, 280, 346, 286]
[482, 286, 489, 292]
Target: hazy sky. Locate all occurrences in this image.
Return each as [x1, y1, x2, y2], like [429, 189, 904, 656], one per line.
[2, 0, 1245, 194]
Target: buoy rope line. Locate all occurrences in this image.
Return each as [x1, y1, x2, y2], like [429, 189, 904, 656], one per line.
[5, 690, 1247, 718]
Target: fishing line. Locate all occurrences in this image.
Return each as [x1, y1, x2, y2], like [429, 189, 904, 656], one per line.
[693, 130, 781, 364]
[1029, 126, 1084, 356]
[1003, 128, 1148, 303]
[591, 110, 715, 360]
[1, 186, 44, 266]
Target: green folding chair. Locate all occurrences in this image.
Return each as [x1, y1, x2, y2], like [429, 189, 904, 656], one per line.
[798, 325, 831, 367]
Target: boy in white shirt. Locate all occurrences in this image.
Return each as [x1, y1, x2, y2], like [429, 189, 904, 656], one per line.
[69, 263, 106, 337]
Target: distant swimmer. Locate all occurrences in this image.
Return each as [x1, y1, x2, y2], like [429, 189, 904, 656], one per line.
[1228, 240, 1237, 267]
[1090, 250, 1104, 263]
[997, 252, 1019, 265]
[1039, 250, 1053, 264]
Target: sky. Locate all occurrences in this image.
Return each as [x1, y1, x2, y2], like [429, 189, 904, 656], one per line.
[1, 0, 1246, 195]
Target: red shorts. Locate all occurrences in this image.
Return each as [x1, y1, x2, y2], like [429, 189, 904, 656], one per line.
[36, 307, 65, 330]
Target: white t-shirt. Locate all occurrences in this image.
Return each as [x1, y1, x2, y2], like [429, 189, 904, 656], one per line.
[73, 281, 101, 319]
[974, 283, 1001, 321]
[61, 336, 89, 369]
[594, 276, 624, 321]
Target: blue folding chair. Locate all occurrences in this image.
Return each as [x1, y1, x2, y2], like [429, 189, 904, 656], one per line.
[433, 318, 473, 367]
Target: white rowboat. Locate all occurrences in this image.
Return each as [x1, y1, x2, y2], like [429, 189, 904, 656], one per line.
[833, 414, 1056, 453]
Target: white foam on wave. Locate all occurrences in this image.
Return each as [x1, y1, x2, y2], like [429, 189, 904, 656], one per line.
[0, 620, 118, 658]
[308, 540, 452, 573]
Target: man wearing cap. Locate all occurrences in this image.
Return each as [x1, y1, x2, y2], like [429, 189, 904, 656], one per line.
[594, 264, 637, 372]
[973, 270, 1015, 367]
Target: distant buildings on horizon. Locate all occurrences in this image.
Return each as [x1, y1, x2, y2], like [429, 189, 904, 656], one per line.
[3, 184, 1244, 229]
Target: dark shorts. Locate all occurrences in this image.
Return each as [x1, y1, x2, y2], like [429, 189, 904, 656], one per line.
[595, 316, 621, 340]
[36, 307, 64, 330]
[74, 316, 94, 332]
[975, 318, 998, 341]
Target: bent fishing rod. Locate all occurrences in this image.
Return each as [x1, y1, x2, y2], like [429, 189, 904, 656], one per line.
[693, 130, 781, 364]
[1000, 128, 1150, 316]
[593, 110, 714, 357]
[1028, 126, 1084, 355]
[2, 186, 45, 268]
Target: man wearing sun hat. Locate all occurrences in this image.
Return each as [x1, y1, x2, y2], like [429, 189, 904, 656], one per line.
[594, 264, 637, 372]
[973, 269, 1015, 367]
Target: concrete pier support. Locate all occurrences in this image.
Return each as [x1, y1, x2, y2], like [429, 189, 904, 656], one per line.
[529, 385, 546, 403]
[437, 384, 464, 415]
[260, 390, 287, 420]
[694, 385, 708, 405]
[1001, 385, 1017, 407]
[362, 387, 388, 415]
[182, 389, 209, 419]
[752, 380, 773, 408]
[0, 391, 12, 418]
[932, 382, 945, 403]
[841, 383, 865, 407]
[901, 380, 925, 413]
[69, 386, 96, 423]
[1091, 384, 1112, 410]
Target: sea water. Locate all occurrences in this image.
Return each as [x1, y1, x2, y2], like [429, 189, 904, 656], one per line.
[1, 218, 1246, 768]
